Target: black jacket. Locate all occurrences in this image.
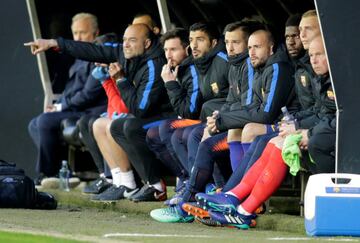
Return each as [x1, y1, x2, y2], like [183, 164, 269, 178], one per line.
[215, 46, 295, 131]
[57, 37, 125, 65]
[309, 115, 336, 138]
[296, 74, 336, 129]
[58, 59, 106, 114]
[57, 37, 173, 119]
[220, 51, 252, 113]
[194, 40, 229, 101]
[294, 52, 316, 110]
[164, 56, 202, 119]
[195, 40, 230, 119]
[115, 40, 173, 119]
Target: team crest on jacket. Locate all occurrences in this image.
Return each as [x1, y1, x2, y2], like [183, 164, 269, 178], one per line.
[300, 75, 307, 87]
[211, 82, 219, 94]
[327, 90, 335, 100]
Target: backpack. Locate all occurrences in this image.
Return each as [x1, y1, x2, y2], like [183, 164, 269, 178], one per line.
[0, 159, 57, 209]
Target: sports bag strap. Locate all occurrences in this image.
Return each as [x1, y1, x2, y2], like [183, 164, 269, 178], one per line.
[0, 159, 15, 167]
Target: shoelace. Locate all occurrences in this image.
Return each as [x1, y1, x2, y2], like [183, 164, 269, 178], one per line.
[173, 185, 186, 197]
[138, 184, 150, 194]
[95, 178, 105, 187]
[162, 206, 178, 216]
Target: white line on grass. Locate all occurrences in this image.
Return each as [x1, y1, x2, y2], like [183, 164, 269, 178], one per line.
[104, 233, 212, 238]
[268, 238, 359, 242]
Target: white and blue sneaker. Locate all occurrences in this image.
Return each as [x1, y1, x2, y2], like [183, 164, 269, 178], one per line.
[150, 204, 194, 223]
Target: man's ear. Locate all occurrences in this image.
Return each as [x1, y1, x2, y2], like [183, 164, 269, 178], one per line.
[186, 45, 191, 56]
[145, 39, 152, 49]
[94, 29, 100, 38]
[211, 39, 218, 48]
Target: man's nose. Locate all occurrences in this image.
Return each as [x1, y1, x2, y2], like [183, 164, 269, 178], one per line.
[249, 49, 255, 56]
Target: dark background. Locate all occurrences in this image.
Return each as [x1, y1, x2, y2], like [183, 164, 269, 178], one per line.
[0, 0, 42, 178]
[317, 0, 360, 173]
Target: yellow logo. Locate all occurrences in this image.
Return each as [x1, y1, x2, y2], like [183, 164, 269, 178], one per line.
[300, 75, 307, 87]
[327, 90, 335, 100]
[333, 187, 341, 193]
[211, 82, 219, 94]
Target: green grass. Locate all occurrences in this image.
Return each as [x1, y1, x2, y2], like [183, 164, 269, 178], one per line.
[0, 187, 355, 242]
[0, 230, 83, 243]
[45, 188, 306, 234]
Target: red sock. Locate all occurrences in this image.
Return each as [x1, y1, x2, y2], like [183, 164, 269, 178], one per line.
[241, 146, 288, 213]
[229, 143, 276, 200]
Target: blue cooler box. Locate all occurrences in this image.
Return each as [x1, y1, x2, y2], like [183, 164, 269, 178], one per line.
[305, 173, 360, 236]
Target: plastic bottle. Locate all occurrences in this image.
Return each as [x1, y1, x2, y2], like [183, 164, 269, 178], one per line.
[59, 160, 70, 192]
[281, 106, 294, 124]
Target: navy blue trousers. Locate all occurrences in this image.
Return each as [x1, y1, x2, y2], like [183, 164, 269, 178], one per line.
[171, 123, 203, 174]
[146, 119, 188, 181]
[28, 111, 84, 176]
[78, 114, 111, 177]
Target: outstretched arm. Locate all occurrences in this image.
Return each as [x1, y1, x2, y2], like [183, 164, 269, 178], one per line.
[24, 39, 59, 55]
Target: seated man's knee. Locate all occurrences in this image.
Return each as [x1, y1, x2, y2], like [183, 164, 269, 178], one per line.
[122, 119, 142, 139]
[241, 123, 267, 143]
[189, 125, 204, 143]
[105, 121, 113, 138]
[227, 128, 242, 142]
[308, 134, 324, 153]
[109, 117, 126, 139]
[78, 115, 91, 132]
[93, 117, 108, 137]
[171, 128, 183, 148]
[36, 113, 57, 130]
[146, 126, 160, 144]
[268, 136, 284, 149]
[199, 138, 213, 153]
[28, 117, 38, 134]
[159, 119, 173, 141]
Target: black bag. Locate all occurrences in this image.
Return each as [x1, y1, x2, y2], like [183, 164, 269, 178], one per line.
[0, 159, 57, 209]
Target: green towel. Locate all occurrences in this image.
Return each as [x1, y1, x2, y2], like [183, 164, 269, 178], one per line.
[282, 134, 303, 176]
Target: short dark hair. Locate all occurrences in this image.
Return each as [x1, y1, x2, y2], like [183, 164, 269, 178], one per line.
[189, 22, 220, 42]
[251, 29, 275, 46]
[223, 20, 266, 42]
[285, 14, 302, 27]
[160, 28, 189, 48]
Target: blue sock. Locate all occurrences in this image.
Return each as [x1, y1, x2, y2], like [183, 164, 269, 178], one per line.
[228, 141, 244, 172]
[242, 142, 251, 154]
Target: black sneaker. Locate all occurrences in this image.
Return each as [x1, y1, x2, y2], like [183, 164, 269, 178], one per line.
[83, 177, 112, 194]
[91, 185, 138, 202]
[129, 184, 167, 202]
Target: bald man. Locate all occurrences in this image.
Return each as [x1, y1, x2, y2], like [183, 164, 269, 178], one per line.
[132, 13, 161, 35]
[25, 24, 173, 202]
[108, 23, 176, 202]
